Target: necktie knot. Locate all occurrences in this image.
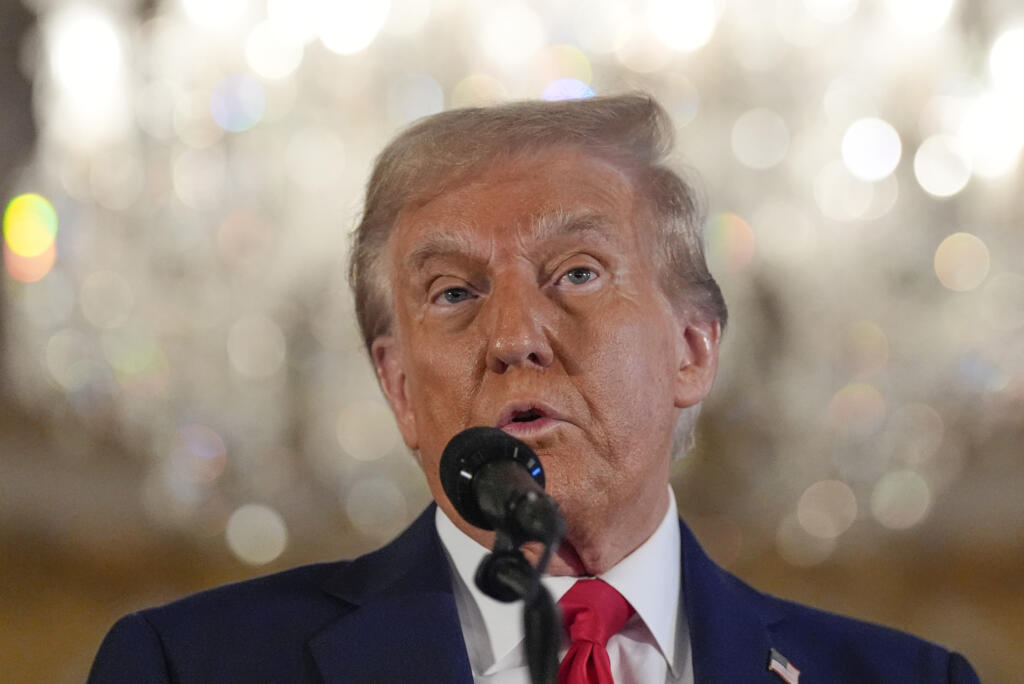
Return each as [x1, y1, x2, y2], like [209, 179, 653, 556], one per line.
[557, 579, 634, 684]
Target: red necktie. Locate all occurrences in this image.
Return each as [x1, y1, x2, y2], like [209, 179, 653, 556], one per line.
[557, 579, 635, 684]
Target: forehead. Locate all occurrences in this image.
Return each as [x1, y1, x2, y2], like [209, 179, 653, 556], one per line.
[389, 148, 643, 264]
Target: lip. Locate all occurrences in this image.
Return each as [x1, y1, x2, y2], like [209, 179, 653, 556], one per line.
[495, 400, 568, 438]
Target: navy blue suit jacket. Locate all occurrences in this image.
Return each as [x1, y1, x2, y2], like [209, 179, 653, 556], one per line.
[89, 505, 979, 683]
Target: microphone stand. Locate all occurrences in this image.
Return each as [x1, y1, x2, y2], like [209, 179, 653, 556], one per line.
[475, 527, 561, 684]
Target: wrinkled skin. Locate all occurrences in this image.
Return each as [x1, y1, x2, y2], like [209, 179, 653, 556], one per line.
[372, 146, 720, 575]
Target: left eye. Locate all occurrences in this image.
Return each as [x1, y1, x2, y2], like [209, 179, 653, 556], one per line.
[561, 267, 596, 285]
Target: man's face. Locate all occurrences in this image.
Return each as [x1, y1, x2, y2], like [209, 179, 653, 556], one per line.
[373, 146, 718, 572]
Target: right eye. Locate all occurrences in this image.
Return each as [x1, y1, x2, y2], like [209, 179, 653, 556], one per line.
[436, 287, 473, 305]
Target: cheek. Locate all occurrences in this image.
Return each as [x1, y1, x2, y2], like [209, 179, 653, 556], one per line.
[405, 334, 482, 444]
[576, 305, 678, 431]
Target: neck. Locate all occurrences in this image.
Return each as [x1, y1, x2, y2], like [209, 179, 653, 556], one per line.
[548, 484, 671, 576]
[453, 485, 671, 577]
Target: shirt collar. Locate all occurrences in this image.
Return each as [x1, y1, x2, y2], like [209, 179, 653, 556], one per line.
[600, 490, 681, 672]
[436, 487, 682, 675]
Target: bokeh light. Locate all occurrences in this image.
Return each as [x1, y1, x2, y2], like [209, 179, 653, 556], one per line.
[174, 91, 224, 148]
[797, 480, 858, 539]
[4, 242, 57, 283]
[45, 3, 125, 137]
[245, 21, 304, 79]
[861, 174, 899, 220]
[957, 94, 1024, 178]
[535, 45, 593, 88]
[336, 400, 404, 461]
[4, 193, 58, 258]
[829, 382, 886, 435]
[541, 78, 595, 101]
[776, 514, 836, 567]
[614, 24, 672, 73]
[842, 320, 889, 378]
[451, 74, 508, 107]
[706, 212, 756, 273]
[841, 118, 902, 182]
[181, 0, 252, 31]
[775, 1, 827, 49]
[882, 403, 945, 466]
[210, 75, 267, 133]
[645, 0, 719, 52]
[814, 160, 873, 221]
[871, 470, 932, 529]
[934, 232, 990, 292]
[476, 1, 545, 67]
[266, 0, 321, 44]
[345, 477, 409, 540]
[171, 424, 228, 484]
[884, 0, 954, 34]
[319, 0, 391, 55]
[914, 135, 971, 198]
[102, 326, 170, 394]
[225, 503, 288, 565]
[383, 0, 433, 36]
[989, 27, 1024, 98]
[731, 107, 790, 170]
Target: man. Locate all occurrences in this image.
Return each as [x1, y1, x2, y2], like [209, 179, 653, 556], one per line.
[89, 94, 979, 682]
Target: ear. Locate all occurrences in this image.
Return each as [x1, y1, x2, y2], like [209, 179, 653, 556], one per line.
[674, 318, 721, 409]
[371, 335, 420, 451]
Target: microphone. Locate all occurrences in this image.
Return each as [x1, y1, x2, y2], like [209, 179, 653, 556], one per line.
[442, 427, 565, 684]
[440, 426, 565, 544]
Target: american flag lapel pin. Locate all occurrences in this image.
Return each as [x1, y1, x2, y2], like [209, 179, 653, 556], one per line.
[767, 648, 801, 684]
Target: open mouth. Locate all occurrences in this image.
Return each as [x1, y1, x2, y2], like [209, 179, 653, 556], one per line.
[496, 403, 562, 436]
[511, 408, 544, 423]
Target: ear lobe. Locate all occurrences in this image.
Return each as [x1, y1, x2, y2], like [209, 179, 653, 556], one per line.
[371, 335, 420, 450]
[674, 318, 721, 409]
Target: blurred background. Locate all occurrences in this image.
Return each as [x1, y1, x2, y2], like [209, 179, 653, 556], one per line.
[1, 0, 1021, 680]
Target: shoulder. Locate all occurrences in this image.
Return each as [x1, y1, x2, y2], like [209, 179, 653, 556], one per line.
[677, 518, 978, 682]
[89, 560, 354, 683]
[141, 559, 351, 637]
[89, 507, 446, 683]
[730, 574, 979, 683]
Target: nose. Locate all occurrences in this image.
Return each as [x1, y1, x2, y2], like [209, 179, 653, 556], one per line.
[483, 283, 555, 374]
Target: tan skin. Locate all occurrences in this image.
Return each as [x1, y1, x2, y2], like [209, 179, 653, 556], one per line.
[372, 146, 720, 576]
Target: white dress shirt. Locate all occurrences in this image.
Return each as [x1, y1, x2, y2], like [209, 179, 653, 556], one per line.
[436, 488, 694, 684]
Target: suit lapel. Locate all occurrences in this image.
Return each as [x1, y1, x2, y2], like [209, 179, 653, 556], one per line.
[679, 519, 783, 683]
[308, 506, 788, 683]
[309, 505, 473, 684]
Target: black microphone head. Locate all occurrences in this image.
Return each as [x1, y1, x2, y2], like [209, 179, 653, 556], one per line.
[440, 426, 545, 530]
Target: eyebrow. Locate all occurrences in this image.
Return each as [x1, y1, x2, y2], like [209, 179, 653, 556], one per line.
[404, 223, 480, 272]
[529, 208, 619, 246]
[403, 209, 619, 272]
